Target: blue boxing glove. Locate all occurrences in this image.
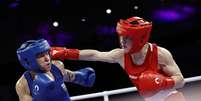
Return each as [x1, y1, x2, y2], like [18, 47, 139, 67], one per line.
[72, 67, 96, 87]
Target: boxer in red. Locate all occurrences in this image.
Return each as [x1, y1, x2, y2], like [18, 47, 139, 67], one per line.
[50, 16, 186, 101]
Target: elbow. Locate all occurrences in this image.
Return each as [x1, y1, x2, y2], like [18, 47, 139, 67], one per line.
[179, 78, 185, 88]
[175, 76, 185, 89]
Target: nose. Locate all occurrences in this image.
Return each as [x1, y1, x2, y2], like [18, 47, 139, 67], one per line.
[44, 54, 50, 61]
[120, 38, 125, 44]
[122, 39, 127, 44]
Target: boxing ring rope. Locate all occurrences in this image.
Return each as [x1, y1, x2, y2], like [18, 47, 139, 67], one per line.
[71, 76, 201, 101]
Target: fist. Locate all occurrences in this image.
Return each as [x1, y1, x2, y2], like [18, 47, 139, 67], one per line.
[137, 71, 173, 97]
[50, 47, 79, 60]
[73, 67, 96, 87]
[50, 47, 66, 60]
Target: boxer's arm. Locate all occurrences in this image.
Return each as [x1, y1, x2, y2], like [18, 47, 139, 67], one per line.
[52, 60, 95, 84]
[52, 60, 95, 86]
[158, 46, 185, 89]
[51, 46, 124, 63]
[52, 60, 75, 82]
[79, 48, 124, 63]
[15, 76, 32, 101]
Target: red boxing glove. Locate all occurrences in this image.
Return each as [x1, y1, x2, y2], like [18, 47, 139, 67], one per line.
[136, 71, 175, 97]
[50, 47, 79, 61]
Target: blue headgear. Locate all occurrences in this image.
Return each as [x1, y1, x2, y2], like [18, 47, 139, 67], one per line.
[16, 39, 50, 72]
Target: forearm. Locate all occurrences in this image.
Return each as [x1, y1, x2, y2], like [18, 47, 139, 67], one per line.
[79, 50, 100, 61]
[50, 47, 120, 63]
[64, 69, 76, 82]
[79, 49, 118, 63]
[171, 74, 185, 89]
[163, 66, 185, 89]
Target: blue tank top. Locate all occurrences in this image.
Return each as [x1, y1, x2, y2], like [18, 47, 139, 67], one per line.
[23, 64, 71, 101]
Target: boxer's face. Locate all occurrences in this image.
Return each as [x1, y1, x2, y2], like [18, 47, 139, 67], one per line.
[119, 36, 132, 53]
[36, 51, 51, 72]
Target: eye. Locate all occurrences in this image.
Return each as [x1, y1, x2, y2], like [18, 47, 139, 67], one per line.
[37, 52, 49, 58]
[37, 54, 44, 58]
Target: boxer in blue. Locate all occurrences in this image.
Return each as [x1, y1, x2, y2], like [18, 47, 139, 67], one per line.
[15, 39, 96, 101]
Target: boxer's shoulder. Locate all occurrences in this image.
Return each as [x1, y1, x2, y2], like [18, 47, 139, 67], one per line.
[157, 46, 172, 56]
[110, 48, 124, 54]
[16, 75, 30, 95]
[157, 46, 173, 64]
[110, 48, 124, 59]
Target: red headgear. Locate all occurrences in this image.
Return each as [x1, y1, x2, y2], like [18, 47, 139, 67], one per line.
[116, 16, 152, 53]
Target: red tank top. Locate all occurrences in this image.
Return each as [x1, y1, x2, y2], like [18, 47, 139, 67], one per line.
[124, 43, 159, 85]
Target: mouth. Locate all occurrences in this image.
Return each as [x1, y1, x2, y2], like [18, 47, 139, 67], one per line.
[45, 62, 51, 67]
[47, 63, 51, 66]
[46, 64, 51, 70]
